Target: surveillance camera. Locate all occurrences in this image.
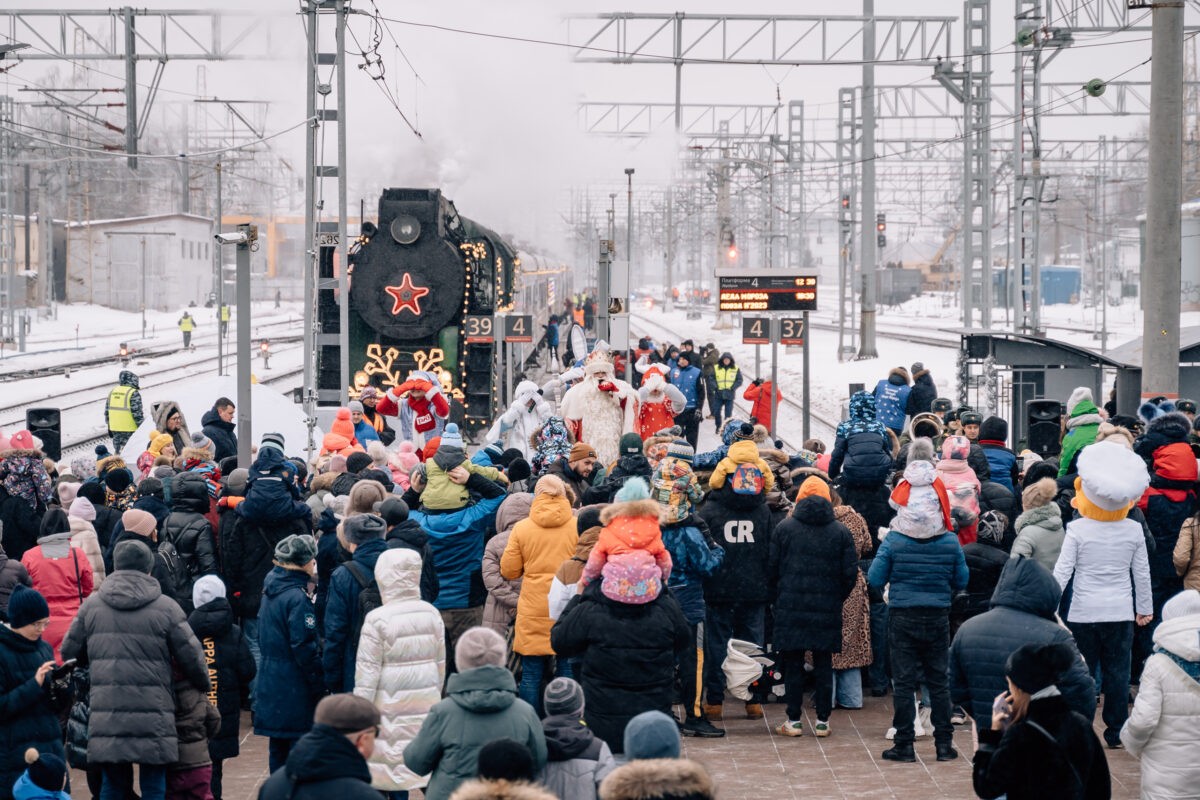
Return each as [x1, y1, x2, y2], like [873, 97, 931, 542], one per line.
[214, 232, 248, 245]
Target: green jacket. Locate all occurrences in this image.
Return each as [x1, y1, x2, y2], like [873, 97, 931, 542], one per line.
[700, 346, 719, 377]
[403, 665, 547, 800]
[421, 454, 503, 511]
[1057, 399, 1102, 477]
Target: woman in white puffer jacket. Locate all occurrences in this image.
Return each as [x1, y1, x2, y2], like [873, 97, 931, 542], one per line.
[486, 380, 552, 459]
[1121, 590, 1200, 799]
[354, 548, 446, 798]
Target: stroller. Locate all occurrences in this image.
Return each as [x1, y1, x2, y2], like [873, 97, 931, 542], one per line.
[722, 639, 786, 704]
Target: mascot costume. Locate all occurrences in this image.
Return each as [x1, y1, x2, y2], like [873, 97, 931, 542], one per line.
[487, 379, 553, 459]
[636, 362, 686, 441]
[559, 348, 637, 466]
[376, 369, 450, 447]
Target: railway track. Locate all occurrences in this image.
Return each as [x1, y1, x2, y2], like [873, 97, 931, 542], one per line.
[0, 339, 304, 437]
[55, 365, 306, 459]
[628, 314, 840, 450]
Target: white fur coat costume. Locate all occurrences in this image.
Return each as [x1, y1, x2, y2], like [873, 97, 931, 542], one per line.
[559, 353, 637, 466]
[486, 379, 553, 459]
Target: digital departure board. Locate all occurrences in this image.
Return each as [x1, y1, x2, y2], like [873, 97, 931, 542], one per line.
[717, 274, 818, 312]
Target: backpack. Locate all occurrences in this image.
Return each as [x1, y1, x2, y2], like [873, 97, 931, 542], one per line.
[345, 561, 382, 644]
[156, 539, 185, 600]
[730, 463, 765, 496]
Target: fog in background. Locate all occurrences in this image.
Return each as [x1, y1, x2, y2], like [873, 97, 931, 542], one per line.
[0, 0, 1185, 253]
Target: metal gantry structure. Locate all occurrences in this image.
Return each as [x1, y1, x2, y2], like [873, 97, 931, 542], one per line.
[571, 1, 1200, 348]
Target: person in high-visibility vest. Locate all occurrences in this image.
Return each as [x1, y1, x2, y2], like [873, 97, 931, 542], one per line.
[178, 311, 196, 349]
[104, 370, 145, 453]
[219, 304, 230, 337]
[711, 352, 743, 433]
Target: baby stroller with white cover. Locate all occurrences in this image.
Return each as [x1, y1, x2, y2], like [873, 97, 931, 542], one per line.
[722, 639, 786, 704]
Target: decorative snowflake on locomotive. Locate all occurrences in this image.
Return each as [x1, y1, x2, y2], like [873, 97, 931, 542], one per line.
[343, 188, 516, 432]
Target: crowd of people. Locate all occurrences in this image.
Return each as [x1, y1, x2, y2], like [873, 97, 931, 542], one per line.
[1, 333, 1199, 800]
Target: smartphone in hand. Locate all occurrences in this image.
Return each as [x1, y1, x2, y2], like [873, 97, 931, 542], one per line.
[51, 659, 77, 680]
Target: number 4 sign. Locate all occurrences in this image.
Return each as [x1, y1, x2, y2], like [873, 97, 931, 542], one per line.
[742, 316, 770, 345]
[504, 314, 534, 343]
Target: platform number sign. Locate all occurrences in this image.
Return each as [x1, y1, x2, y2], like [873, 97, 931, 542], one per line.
[504, 314, 534, 343]
[464, 315, 494, 344]
[779, 318, 805, 346]
[742, 316, 770, 345]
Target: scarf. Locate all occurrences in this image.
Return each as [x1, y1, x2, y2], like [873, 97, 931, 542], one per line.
[1156, 646, 1200, 686]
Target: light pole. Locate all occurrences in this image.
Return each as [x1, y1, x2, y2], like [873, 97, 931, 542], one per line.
[625, 168, 635, 381]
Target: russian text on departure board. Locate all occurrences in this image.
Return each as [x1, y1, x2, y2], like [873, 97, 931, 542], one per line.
[717, 274, 818, 312]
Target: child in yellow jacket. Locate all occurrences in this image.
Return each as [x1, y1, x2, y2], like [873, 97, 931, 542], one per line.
[708, 440, 776, 495]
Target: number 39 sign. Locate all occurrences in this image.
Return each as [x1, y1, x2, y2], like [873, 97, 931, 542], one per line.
[463, 315, 494, 344]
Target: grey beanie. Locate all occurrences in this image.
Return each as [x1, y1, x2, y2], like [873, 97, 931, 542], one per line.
[454, 626, 506, 670]
[341, 513, 387, 546]
[348, 400, 364, 413]
[274, 534, 317, 567]
[114, 539, 155, 574]
[543, 677, 585, 718]
[623, 710, 682, 760]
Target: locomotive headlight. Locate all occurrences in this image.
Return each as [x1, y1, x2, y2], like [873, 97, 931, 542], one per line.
[390, 215, 420, 245]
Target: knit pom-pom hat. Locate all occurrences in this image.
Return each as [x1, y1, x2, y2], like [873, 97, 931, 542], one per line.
[1021, 478, 1058, 511]
[941, 435, 971, 461]
[615, 477, 650, 503]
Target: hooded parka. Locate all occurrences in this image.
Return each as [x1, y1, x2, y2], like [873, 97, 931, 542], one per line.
[402, 664, 547, 800]
[353, 548, 445, 792]
[501, 491, 579, 655]
[769, 496, 858, 652]
[187, 597, 256, 761]
[60, 568, 210, 765]
[1120, 612, 1200, 798]
[0, 623, 64, 800]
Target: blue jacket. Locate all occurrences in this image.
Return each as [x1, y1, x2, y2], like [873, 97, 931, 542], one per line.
[253, 567, 324, 739]
[669, 364, 703, 410]
[353, 420, 380, 445]
[873, 372, 912, 432]
[0, 624, 65, 798]
[868, 529, 968, 609]
[237, 449, 311, 523]
[980, 444, 1018, 494]
[660, 519, 724, 625]
[411, 496, 505, 611]
[693, 420, 742, 471]
[322, 537, 389, 693]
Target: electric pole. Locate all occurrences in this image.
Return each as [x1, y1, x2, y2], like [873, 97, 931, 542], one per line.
[857, 0, 878, 359]
[1142, 0, 1184, 401]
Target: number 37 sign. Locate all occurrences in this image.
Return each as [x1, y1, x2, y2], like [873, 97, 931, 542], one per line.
[742, 316, 805, 346]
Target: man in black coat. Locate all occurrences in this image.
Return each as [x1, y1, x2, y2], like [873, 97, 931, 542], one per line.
[62, 539, 210, 800]
[949, 557, 1095, 729]
[258, 694, 383, 800]
[551, 579, 691, 754]
[0, 484, 40, 562]
[698, 482, 774, 720]
[905, 362, 938, 419]
[768, 478, 858, 738]
[201, 398, 239, 463]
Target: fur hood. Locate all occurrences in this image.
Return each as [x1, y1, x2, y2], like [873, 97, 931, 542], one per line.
[887, 366, 911, 385]
[752, 424, 770, 444]
[599, 759, 715, 800]
[451, 779, 557, 800]
[180, 447, 213, 463]
[1015, 502, 1063, 534]
[600, 497, 662, 526]
[309, 470, 340, 493]
[1145, 411, 1192, 444]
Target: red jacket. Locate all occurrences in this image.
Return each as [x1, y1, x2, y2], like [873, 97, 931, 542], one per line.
[743, 382, 784, 430]
[21, 536, 93, 659]
[1138, 441, 1199, 507]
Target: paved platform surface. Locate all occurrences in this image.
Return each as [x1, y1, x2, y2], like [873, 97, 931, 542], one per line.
[68, 695, 1143, 799]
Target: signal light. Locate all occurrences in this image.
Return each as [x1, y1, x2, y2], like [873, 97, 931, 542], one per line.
[841, 194, 850, 209]
[876, 213, 887, 233]
[727, 246, 738, 262]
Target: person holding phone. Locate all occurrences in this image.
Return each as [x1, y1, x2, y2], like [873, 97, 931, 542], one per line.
[972, 642, 1110, 800]
[0, 585, 66, 800]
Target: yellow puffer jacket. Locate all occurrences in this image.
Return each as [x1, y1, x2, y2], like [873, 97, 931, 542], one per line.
[708, 440, 776, 494]
[500, 493, 578, 655]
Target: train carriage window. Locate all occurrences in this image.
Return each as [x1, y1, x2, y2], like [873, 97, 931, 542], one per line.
[181, 241, 186, 259]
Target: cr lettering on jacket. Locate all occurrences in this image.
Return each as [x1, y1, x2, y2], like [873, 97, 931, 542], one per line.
[723, 520, 754, 543]
[204, 637, 218, 707]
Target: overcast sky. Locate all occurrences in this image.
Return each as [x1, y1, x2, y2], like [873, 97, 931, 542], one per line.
[2, 0, 1194, 251]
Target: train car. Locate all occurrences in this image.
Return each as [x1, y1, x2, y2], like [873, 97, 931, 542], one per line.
[339, 188, 514, 431]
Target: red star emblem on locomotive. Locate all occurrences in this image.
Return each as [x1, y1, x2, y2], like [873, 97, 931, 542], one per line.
[384, 273, 430, 316]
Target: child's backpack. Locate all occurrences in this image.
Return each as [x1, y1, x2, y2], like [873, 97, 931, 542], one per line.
[730, 462, 765, 496]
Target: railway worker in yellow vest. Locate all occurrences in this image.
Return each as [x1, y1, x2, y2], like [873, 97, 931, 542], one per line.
[711, 352, 743, 434]
[219, 304, 230, 337]
[178, 311, 196, 349]
[104, 370, 145, 453]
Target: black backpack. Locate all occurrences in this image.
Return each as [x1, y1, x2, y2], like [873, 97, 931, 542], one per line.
[345, 561, 382, 644]
[156, 539, 186, 603]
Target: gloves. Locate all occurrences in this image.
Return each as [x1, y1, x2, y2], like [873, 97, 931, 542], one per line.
[753, 378, 764, 386]
[598, 381, 619, 394]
